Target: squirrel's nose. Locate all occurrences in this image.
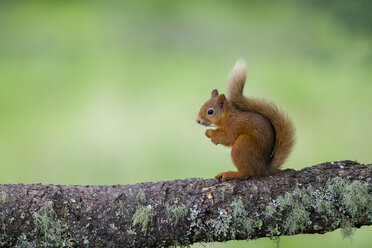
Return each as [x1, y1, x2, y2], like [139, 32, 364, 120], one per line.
[196, 119, 201, 124]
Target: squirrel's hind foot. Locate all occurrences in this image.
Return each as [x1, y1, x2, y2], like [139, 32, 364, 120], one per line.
[215, 171, 250, 182]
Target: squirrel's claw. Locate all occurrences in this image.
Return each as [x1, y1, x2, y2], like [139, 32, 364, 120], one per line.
[215, 172, 227, 182]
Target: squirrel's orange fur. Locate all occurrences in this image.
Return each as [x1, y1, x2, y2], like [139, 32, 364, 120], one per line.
[196, 60, 295, 182]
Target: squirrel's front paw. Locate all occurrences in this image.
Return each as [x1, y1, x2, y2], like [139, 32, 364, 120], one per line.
[205, 129, 213, 138]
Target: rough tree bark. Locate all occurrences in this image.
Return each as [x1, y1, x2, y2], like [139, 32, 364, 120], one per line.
[0, 160, 371, 247]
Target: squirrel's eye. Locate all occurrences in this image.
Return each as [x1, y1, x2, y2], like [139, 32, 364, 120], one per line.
[207, 109, 214, 115]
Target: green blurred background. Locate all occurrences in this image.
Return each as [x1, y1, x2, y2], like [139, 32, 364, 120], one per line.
[0, 0, 371, 247]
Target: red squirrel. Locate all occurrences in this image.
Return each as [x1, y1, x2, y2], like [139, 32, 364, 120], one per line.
[196, 60, 295, 182]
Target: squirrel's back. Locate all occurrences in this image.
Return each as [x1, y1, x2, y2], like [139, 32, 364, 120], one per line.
[227, 60, 295, 173]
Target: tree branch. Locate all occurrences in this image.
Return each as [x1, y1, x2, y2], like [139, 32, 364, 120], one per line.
[1, 160, 371, 247]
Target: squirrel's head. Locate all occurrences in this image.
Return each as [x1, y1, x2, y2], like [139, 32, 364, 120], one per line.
[196, 89, 229, 127]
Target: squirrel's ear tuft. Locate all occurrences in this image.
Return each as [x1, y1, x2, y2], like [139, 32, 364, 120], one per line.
[217, 94, 226, 108]
[211, 89, 219, 98]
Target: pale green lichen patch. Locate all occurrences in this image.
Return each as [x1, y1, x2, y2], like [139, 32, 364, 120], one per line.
[32, 201, 63, 246]
[0, 186, 9, 204]
[1, 211, 6, 233]
[274, 187, 313, 235]
[131, 189, 156, 233]
[13, 234, 34, 248]
[344, 180, 369, 217]
[321, 177, 372, 236]
[186, 197, 263, 242]
[136, 189, 147, 205]
[324, 177, 347, 204]
[276, 192, 294, 211]
[210, 208, 232, 238]
[126, 227, 136, 235]
[186, 206, 203, 242]
[264, 176, 372, 239]
[292, 186, 314, 207]
[230, 197, 262, 238]
[117, 200, 130, 217]
[218, 187, 226, 201]
[165, 198, 188, 226]
[132, 205, 155, 232]
[82, 236, 89, 245]
[284, 202, 311, 234]
[264, 205, 276, 218]
[315, 193, 333, 217]
[20, 212, 26, 219]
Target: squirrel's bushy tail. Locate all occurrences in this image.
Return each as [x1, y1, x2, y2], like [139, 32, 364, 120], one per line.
[227, 60, 295, 173]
